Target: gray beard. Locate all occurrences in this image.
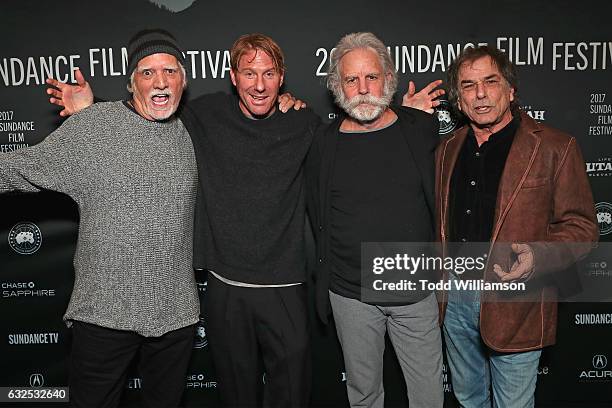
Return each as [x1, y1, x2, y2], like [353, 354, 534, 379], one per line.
[337, 93, 392, 123]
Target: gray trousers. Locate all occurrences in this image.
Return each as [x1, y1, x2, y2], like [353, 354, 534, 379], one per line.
[329, 291, 443, 408]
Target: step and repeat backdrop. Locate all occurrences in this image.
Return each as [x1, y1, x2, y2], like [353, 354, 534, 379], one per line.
[1, 0, 611, 407]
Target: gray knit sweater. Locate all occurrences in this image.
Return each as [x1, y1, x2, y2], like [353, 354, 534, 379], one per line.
[0, 102, 199, 337]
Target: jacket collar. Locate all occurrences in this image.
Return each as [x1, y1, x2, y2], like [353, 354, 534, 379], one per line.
[440, 110, 542, 242]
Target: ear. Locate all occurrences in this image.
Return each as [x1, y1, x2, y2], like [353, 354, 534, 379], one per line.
[230, 69, 237, 87]
[509, 87, 515, 103]
[279, 72, 284, 88]
[457, 98, 463, 112]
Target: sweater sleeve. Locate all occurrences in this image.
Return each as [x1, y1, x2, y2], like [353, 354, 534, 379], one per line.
[0, 114, 82, 195]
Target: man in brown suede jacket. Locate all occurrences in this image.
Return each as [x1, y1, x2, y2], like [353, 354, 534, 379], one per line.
[435, 45, 598, 407]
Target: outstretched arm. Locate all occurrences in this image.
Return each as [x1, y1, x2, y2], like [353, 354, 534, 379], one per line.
[401, 80, 445, 114]
[46, 69, 94, 117]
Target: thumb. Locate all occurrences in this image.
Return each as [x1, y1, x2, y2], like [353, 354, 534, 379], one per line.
[75, 69, 86, 87]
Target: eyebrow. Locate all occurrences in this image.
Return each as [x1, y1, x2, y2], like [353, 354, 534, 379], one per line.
[461, 74, 500, 83]
[138, 65, 179, 71]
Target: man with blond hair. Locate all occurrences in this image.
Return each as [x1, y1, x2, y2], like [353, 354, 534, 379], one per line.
[48, 32, 318, 408]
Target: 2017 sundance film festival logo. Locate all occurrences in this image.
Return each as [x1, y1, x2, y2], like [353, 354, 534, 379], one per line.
[588, 92, 612, 136]
[579, 354, 612, 382]
[595, 202, 612, 236]
[8, 222, 42, 254]
[435, 99, 459, 136]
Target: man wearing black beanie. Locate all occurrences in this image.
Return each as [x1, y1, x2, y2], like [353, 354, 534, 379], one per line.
[4, 28, 201, 408]
[46, 30, 316, 408]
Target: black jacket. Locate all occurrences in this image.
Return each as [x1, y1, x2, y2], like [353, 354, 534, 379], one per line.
[306, 105, 439, 323]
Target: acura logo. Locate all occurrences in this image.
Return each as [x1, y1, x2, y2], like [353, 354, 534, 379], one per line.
[593, 355, 608, 369]
[29, 373, 44, 387]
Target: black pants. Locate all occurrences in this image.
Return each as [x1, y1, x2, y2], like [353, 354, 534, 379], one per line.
[205, 275, 311, 408]
[69, 321, 195, 408]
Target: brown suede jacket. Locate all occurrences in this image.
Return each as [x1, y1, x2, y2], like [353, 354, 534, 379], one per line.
[435, 111, 598, 352]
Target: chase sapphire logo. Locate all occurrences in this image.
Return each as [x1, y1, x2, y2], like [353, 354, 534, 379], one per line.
[194, 317, 207, 349]
[8, 222, 42, 255]
[435, 99, 459, 136]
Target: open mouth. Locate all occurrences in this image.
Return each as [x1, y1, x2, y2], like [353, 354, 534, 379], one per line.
[151, 93, 171, 107]
[474, 106, 492, 113]
[249, 94, 269, 104]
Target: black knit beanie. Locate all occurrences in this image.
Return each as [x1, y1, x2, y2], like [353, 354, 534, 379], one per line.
[126, 29, 185, 79]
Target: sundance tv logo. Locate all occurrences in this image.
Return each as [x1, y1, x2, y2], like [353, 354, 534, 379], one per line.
[578, 354, 612, 382]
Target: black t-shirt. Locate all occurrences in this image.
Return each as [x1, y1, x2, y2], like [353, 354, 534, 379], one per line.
[329, 119, 432, 300]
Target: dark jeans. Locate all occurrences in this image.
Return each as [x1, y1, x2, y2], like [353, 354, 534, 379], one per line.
[69, 321, 195, 408]
[205, 275, 311, 408]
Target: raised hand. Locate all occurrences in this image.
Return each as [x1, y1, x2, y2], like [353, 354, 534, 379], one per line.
[401, 80, 445, 114]
[46, 69, 94, 117]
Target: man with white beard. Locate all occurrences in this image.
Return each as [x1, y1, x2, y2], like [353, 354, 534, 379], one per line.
[306, 32, 443, 408]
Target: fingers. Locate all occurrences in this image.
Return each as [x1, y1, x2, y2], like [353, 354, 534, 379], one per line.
[407, 80, 416, 97]
[422, 79, 444, 93]
[48, 97, 65, 108]
[46, 88, 63, 99]
[278, 93, 295, 113]
[494, 262, 524, 282]
[431, 89, 446, 98]
[493, 263, 504, 278]
[512, 243, 531, 254]
[45, 77, 60, 88]
[293, 100, 307, 110]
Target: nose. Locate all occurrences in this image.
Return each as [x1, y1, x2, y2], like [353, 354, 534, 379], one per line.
[475, 81, 486, 99]
[255, 74, 265, 92]
[358, 77, 368, 95]
[153, 72, 168, 89]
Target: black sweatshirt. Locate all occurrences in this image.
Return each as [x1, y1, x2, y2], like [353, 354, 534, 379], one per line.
[184, 92, 320, 284]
